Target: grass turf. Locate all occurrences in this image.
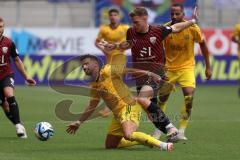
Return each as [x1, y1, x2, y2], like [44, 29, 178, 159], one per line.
[0, 85, 239, 160]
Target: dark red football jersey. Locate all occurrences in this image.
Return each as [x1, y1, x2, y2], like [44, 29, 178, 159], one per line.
[127, 25, 172, 86]
[0, 36, 19, 80]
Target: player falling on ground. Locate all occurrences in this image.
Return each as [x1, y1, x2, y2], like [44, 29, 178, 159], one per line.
[231, 22, 240, 97]
[66, 54, 178, 151]
[95, 8, 129, 117]
[0, 17, 36, 138]
[152, 4, 212, 141]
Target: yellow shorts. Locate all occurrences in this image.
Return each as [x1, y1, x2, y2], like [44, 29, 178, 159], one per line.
[167, 69, 196, 88]
[107, 103, 142, 136]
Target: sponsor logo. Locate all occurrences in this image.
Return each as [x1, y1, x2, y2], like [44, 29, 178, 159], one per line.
[150, 37, 156, 44]
[2, 47, 8, 54]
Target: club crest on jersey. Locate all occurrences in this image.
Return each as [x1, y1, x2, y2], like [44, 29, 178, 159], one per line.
[150, 37, 156, 44]
[2, 47, 8, 54]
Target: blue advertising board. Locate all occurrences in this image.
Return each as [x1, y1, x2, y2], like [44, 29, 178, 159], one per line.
[12, 55, 239, 86]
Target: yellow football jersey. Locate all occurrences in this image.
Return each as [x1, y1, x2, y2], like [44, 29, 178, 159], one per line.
[232, 24, 240, 58]
[163, 21, 204, 71]
[90, 64, 135, 117]
[97, 24, 129, 65]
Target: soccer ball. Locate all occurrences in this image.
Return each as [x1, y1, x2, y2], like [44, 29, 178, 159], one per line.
[34, 122, 54, 141]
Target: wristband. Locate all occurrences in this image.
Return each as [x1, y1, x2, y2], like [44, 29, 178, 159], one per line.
[190, 19, 197, 24]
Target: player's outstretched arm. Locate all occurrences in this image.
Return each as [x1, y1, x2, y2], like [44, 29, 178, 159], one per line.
[199, 40, 212, 80]
[14, 56, 36, 86]
[66, 99, 99, 134]
[98, 40, 132, 52]
[124, 68, 162, 84]
[171, 6, 198, 33]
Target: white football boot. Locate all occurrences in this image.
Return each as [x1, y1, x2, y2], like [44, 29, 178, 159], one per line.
[16, 123, 27, 139]
[160, 142, 174, 152]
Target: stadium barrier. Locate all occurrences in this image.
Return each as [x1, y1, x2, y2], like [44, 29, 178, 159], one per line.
[12, 55, 239, 85]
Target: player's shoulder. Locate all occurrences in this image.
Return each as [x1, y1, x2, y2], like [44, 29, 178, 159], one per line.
[150, 25, 163, 31]
[164, 21, 172, 26]
[1, 36, 13, 45]
[119, 24, 129, 29]
[126, 26, 134, 33]
[99, 24, 110, 30]
[190, 23, 200, 29]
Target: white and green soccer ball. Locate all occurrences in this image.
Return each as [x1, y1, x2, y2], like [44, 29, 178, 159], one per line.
[34, 122, 54, 141]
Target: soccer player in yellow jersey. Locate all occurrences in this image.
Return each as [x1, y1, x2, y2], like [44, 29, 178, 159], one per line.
[95, 8, 129, 117]
[231, 23, 240, 97]
[152, 4, 212, 141]
[95, 8, 129, 65]
[66, 54, 179, 151]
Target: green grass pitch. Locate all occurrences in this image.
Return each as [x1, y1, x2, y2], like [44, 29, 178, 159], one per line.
[0, 85, 239, 160]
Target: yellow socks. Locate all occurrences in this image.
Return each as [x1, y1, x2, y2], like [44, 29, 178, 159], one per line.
[129, 132, 161, 148]
[179, 96, 193, 129]
[117, 138, 139, 148]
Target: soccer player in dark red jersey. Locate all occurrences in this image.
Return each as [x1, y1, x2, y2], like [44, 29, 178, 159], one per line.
[0, 17, 36, 138]
[102, 7, 198, 101]
[100, 7, 198, 141]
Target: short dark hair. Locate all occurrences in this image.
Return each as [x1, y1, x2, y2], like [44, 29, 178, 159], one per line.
[108, 8, 119, 15]
[129, 7, 148, 17]
[172, 3, 184, 11]
[80, 54, 101, 66]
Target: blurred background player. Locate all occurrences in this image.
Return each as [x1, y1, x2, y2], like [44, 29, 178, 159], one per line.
[66, 54, 176, 151]
[152, 4, 212, 141]
[231, 22, 240, 97]
[0, 17, 36, 138]
[95, 8, 129, 117]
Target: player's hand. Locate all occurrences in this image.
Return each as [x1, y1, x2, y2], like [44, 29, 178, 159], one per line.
[66, 121, 81, 134]
[98, 40, 116, 52]
[205, 67, 212, 80]
[26, 78, 36, 86]
[119, 41, 132, 50]
[192, 6, 199, 21]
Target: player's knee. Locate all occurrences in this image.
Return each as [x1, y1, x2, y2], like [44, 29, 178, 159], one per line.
[158, 95, 168, 103]
[184, 96, 193, 108]
[136, 96, 151, 109]
[123, 131, 132, 141]
[138, 85, 154, 98]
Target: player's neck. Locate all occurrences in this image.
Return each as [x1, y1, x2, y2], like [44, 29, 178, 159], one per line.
[93, 71, 100, 82]
[0, 35, 3, 41]
[109, 23, 119, 29]
[140, 25, 149, 33]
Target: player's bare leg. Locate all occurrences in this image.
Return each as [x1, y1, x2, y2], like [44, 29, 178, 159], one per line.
[4, 87, 27, 138]
[137, 85, 178, 140]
